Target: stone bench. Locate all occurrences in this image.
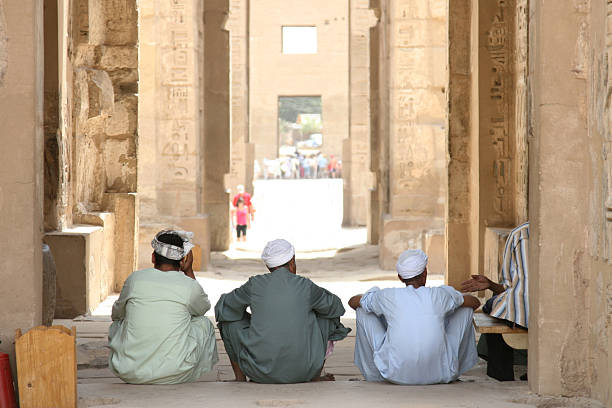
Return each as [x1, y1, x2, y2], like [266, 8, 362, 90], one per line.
[473, 311, 527, 350]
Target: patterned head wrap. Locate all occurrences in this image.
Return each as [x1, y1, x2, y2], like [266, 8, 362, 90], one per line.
[396, 249, 428, 279]
[151, 230, 195, 260]
[261, 239, 295, 268]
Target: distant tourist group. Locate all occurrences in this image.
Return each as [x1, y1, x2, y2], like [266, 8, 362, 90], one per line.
[108, 223, 529, 385]
[256, 153, 341, 180]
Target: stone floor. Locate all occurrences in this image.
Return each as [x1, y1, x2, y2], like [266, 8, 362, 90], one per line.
[60, 317, 604, 408]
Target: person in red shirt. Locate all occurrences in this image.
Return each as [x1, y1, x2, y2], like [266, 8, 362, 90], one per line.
[233, 185, 255, 221]
[231, 199, 251, 242]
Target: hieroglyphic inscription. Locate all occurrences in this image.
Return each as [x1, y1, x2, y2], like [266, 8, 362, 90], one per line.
[487, 0, 512, 216]
[159, 0, 195, 184]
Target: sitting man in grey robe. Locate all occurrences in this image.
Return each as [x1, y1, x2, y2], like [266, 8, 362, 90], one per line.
[349, 249, 480, 385]
[108, 230, 218, 384]
[215, 239, 351, 383]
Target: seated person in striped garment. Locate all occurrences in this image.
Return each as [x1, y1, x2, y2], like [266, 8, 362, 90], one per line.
[461, 221, 530, 381]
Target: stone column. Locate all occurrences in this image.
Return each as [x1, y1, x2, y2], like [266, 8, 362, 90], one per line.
[138, 0, 209, 268]
[203, 0, 231, 251]
[528, 0, 611, 401]
[343, 0, 377, 230]
[0, 0, 43, 376]
[379, 0, 447, 273]
[446, 0, 474, 287]
[227, 0, 254, 197]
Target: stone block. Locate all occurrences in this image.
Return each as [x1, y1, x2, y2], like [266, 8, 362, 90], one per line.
[45, 225, 114, 318]
[97, 46, 138, 70]
[104, 193, 138, 291]
[89, 0, 137, 46]
[483, 227, 512, 284]
[380, 216, 444, 270]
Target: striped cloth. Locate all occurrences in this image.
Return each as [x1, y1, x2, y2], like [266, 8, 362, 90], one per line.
[489, 222, 529, 328]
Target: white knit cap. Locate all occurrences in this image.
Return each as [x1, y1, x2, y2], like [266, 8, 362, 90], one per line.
[261, 239, 295, 268]
[396, 249, 428, 279]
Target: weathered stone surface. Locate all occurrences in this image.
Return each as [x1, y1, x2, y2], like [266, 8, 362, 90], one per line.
[0, 0, 6, 86]
[249, 0, 349, 163]
[89, 0, 137, 46]
[138, 0, 209, 268]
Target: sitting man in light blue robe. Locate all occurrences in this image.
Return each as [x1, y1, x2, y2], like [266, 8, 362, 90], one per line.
[349, 249, 480, 385]
[215, 239, 351, 383]
[108, 230, 218, 384]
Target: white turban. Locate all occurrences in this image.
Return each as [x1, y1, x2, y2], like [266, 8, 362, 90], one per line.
[237, 184, 245, 193]
[151, 230, 195, 260]
[261, 239, 295, 268]
[396, 249, 428, 279]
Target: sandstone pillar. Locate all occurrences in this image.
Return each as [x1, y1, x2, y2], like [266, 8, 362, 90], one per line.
[138, 0, 209, 268]
[227, 0, 254, 198]
[379, 0, 447, 273]
[528, 0, 611, 402]
[203, 0, 231, 251]
[343, 1, 377, 231]
[446, 0, 474, 287]
[369, 0, 389, 247]
[0, 0, 43, 376]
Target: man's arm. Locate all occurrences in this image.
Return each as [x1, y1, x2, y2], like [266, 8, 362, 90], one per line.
[311, 284, 345, 318]
[461, 294, 481, 310]
[214, 279, 252, 322]
[111, 278, 132, 321]
[461, 275, 505, 295]
[180, 251, 196, 280]
[348, 294, 362, 310]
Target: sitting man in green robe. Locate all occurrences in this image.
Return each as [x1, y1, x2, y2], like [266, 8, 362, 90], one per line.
[108, 230, 218, 384]
[215, 239, 351, 383]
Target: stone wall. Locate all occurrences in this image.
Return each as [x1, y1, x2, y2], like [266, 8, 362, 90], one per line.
[138, 0, 209, 269]
[0, 0, 44, 381]
[248, 0, 350, 163]
[528, 0, 611, 404]
[43, 0, 139, 315]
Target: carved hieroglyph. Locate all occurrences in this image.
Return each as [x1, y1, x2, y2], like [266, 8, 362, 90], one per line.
[486, 0, 513, 218]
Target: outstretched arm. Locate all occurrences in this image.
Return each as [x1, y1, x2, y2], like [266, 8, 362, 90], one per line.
[348, 295, 363, 310]
[461, 275, 505, 295]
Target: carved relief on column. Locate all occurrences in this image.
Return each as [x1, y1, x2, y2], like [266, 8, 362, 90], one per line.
[484, 0, 515, 221]
[155, 0, 201, 217]
[138, 0, 208, 268]
[514, 0, 528, 225]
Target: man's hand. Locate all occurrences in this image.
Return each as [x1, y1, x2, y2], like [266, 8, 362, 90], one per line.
[348, 295, 363, 311]
[461, 275, 491, 292]
[462, 295, 481, 310]
[180, 251, 196, 280]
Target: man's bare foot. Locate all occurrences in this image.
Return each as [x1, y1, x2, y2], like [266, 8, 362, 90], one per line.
[311, 373, 335, 382]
